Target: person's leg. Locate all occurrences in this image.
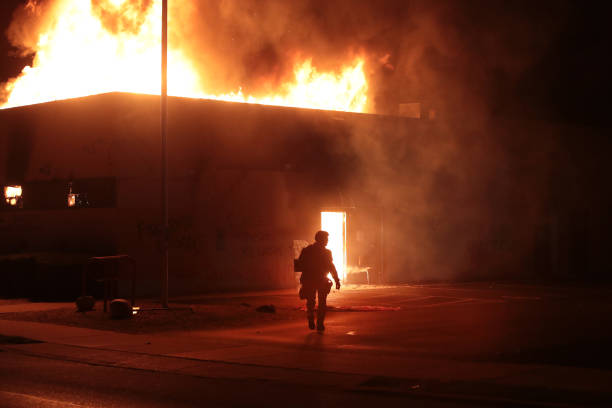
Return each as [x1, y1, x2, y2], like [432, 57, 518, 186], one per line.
[304, 287, 316, 330]
[316, 289, 328, 331]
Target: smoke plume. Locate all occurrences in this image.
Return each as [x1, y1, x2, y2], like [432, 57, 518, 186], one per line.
[3, 0, 570, 114]
[169, 0, 569, 115]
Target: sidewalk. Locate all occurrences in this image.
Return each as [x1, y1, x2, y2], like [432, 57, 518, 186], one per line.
[2, 317, 612, 407]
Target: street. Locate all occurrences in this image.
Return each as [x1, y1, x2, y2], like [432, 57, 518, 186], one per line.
[1, 350, 490, 408]
[2, 283, 612, 407]
[172, 282, 612, 369]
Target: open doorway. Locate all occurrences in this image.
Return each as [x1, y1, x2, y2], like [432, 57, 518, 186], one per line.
[321, 211, 346, 282]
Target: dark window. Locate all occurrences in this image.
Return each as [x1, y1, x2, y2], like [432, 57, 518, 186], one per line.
[71, 178, 116, 208]
[1, 178, 116, 210]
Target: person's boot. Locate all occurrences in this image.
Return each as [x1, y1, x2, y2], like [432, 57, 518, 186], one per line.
[307, 311, 315, 330]
[316, 310, 325, 331]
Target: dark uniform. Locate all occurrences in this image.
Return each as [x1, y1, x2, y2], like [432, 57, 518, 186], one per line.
[298, 236, 340, 331]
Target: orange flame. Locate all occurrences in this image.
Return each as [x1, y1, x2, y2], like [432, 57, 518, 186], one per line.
[1, 0, 368, 112]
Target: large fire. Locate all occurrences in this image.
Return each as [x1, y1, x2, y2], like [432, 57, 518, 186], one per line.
[1, 0, 369, 112]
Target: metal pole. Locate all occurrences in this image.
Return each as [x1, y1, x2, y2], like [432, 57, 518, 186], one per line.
[161, 0, 169, 308]
[379, 208, 384, 284]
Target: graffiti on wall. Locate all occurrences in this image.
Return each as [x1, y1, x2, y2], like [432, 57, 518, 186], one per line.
[137, 217, 202, 253]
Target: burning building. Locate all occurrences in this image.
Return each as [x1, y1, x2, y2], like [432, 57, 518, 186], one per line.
[2, 91, 611, 297]
[0, 0, 388, 296]
[2, 0, 611, 299]
[0, 92, 428, 296]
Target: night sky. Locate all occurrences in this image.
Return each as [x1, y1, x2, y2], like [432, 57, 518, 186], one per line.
[0, 0, 610, 128]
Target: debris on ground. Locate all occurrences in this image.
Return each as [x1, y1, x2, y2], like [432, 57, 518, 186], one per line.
[255, 304, 276, 313]
[359, 376, 403, 388]
[76, 296, 95, 312]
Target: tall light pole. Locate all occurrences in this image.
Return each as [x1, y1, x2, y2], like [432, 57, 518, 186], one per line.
[161, 0, 169, 308]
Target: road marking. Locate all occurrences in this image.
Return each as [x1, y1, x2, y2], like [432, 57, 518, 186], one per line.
[397, 296, 438, 303]
[501, 295, 541, 300]
[418, 298, 475, 308]
[399, 297, 506, 309]
[0, 390, 87, 407]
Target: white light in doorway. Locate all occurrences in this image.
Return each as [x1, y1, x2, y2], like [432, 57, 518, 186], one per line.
[321, 211, 346, 281]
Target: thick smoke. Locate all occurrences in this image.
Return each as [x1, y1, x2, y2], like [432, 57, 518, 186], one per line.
[247, 0, 570, 281]
[3, 0, 569, 114]
[170, 0, 569, 115]
[4, 0, 59, 57]
[347, 116, 563, 282]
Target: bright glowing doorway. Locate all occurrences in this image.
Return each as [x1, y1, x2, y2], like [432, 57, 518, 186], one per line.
[321, 211, 347, 281]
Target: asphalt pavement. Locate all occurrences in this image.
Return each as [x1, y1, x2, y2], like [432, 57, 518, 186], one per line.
[2, 283, 612, 407]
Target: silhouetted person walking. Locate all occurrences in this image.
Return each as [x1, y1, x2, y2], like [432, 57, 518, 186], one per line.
[297, 231, 341, 331]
